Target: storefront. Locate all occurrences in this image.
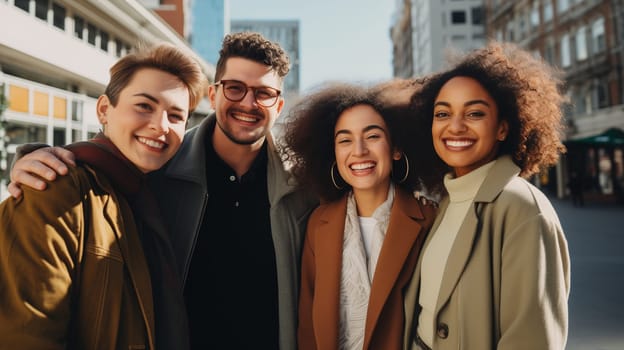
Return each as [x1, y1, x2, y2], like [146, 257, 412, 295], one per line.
[564, 128, 624, 203]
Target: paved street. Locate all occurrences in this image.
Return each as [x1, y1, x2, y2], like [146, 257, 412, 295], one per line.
[549, 195, 624, 350]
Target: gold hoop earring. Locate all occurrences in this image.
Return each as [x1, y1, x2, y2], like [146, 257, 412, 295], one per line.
[330, 161, 344, 190]
[395, 154, 409, 184]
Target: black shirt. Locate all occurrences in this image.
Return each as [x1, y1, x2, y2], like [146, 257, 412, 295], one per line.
[184, 138, 279, 349]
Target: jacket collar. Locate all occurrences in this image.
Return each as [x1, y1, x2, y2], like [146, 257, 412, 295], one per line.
[473, 155, 521, 203]
[163, 114, 297, 206]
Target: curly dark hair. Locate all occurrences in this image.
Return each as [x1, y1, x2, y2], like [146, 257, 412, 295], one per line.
[409, 41, 568, 179]
[282, 82, 445, 202]
[214, 32, 290, 81]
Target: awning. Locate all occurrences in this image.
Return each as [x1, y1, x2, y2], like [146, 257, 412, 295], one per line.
[566, 128, 624, 146]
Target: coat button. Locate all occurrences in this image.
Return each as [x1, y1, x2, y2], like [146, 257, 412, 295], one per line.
[437, 323, 449, 339]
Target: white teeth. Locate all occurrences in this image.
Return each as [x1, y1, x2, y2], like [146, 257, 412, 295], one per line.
[233, 114, 258, 122]
[138, 137, 165, 149]
[350, 162, 375, 170]
[446, 139, 473, 147]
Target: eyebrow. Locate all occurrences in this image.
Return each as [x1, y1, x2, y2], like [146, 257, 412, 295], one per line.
[434, 99, 490, 108]
[334, 124, 386, 138]
[133, 93, 186, 113]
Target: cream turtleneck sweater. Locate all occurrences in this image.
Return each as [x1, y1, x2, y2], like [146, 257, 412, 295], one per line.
[416, 161, 495, 347]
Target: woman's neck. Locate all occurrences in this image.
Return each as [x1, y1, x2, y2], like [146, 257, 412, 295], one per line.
[352, 182, 392, 217]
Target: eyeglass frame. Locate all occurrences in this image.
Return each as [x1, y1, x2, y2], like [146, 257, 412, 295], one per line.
[214, 79, 282, 107]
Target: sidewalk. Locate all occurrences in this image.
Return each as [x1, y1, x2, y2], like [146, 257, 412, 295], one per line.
[549, 194, 624, 350]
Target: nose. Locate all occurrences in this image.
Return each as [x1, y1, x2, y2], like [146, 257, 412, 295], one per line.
[353, 138, 369, 156]
[151, 110, 170, 134]
[240, 87, 258, 107]
[447, 114, 466, 133]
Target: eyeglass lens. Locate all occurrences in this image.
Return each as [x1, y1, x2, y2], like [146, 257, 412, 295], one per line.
[220, 80, 279, 107]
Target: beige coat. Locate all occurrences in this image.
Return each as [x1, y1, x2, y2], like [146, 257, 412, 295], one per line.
[0, 165, 155, 349]
[299, 188, 436, 350]
[403, 156, 570, 350]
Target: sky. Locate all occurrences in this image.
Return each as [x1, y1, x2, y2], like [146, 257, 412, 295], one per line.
[229, 0, 397, 93]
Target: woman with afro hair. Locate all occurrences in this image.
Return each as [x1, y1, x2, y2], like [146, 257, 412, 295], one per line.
[282, 82, 443, 350]
[402, 42, 571, 350]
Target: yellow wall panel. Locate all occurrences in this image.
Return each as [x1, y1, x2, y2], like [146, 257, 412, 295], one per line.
[34, 91, 49, 116]
[53, 96, 67, 119]
[8, 85, 29, 113]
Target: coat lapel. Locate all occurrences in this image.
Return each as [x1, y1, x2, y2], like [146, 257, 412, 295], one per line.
[314, 197, 348, 349]
[364, 189, 425, 348]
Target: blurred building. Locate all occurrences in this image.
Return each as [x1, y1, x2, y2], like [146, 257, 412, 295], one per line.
[141, 0, 191, 38]
[0, 0, 214, 198]
[230, 19, 301, 97]
[189, 0, 229, 65]
[486, 0, 624, 201]
[390, 0, 486, 77]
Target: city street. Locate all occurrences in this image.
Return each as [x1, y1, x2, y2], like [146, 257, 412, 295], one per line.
[550, 195, 624, 350]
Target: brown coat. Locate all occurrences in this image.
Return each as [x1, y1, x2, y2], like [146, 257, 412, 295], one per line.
[0, 165, 155, 349]
[298, 188, 436, 350]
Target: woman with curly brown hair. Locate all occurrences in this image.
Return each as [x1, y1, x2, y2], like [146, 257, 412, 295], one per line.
[402, 42, 571, 350]
[282, 83, 442, 350]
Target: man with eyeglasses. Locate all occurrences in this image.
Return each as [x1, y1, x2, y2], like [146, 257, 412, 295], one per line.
[8, 32, 317, 349]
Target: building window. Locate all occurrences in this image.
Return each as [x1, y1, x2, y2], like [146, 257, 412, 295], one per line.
[53, 128, 65, 146]
[451, 10, 466, 24]
[560, 34, 571, 67]
[74, 16, 84, 39]
[100, 30, 109, 52]
[34, 0, 48, 21]
[530, 2, 540, 28]
[506, 21, 515, 41]
[71, 100, 83, 122]
[451, 35, 467, 44]
[496, 29, 503, 42]
[14, 0, 29, 13]
[52, 2, 65, 30]
[592, 17, 606, 54]
[115, 39, 124, 57]
[595, 79, 609, 108]
[557, 0, 569, 13]
[471, 7, 483, 25]
[576, 26, 587, 61]
[573, 88, 587, 115]
[519, 11, 527, 38]
[544, 1, 553, 22]
[87, 23, 97, 46]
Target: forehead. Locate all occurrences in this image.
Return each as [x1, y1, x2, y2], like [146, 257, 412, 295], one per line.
[123, 68, 186, 92]
[335, 104, 387, 131]
[221, 57, 282, 87]
[436, 76, 495, 103]
[120, 68, 189, 106]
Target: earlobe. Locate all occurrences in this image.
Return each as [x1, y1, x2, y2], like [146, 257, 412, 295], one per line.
[393, 150, 402, 160]
[498, 120, 509, 141]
